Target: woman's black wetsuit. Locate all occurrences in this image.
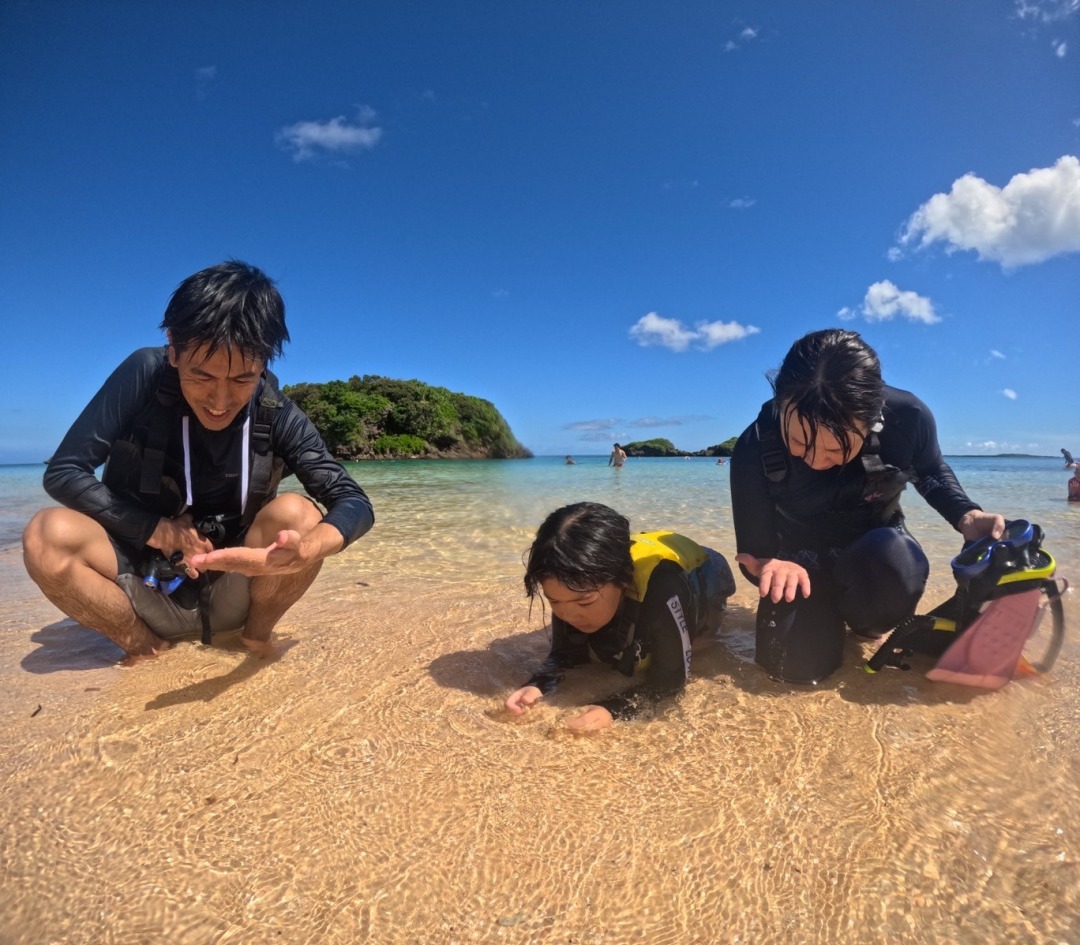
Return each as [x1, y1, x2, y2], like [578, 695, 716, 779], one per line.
[730, 385, 979, 683]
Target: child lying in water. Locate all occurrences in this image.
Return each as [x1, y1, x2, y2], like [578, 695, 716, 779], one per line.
[504, 502, 735, 732]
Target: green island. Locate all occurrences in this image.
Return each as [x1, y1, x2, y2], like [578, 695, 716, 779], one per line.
[284, 376, 532, 460]
[621, 437, 738, 458]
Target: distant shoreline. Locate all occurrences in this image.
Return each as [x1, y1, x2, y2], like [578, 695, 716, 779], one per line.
[0, 452, 1066, 468]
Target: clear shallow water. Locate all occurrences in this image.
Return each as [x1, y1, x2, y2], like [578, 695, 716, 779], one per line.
[329, 455, 1080, 592]
[1, 455, 1078, 944]
[4, 454, 1077, 569]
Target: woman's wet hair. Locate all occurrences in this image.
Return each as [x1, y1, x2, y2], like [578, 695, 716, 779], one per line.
[524, 502, 635, 598]
[769, 328, 884, 461]
[160, 260, 289, 364]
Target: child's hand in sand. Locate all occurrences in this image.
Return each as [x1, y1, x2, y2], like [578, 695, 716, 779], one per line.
[504, 685, 543, 715]
[560, 705, 613, 734]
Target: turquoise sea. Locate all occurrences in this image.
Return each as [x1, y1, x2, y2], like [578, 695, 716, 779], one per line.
[4, 455, 1078, 583]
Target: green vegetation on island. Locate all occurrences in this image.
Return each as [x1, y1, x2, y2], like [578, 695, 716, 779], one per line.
[284, 376, 532, 460]
[622, 437, 738, 458]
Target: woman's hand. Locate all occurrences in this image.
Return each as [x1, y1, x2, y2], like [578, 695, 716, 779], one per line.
[561, 705, 614, 733]
[956, 510, 1006, 543]
[736, 553, 811, 603]
[504, 686, 543, 715]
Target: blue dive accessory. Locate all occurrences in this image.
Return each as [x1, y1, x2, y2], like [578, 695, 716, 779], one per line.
[143, 550, 187, 596]
[950, 519, 1036, 581]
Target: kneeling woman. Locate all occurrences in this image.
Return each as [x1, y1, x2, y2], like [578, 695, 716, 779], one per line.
[505, 502, 735, 732]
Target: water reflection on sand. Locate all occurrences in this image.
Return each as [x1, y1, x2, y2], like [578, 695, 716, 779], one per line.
[0, 457, 1077, 944]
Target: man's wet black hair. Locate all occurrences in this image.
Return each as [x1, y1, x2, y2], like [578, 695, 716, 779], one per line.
[524, 502, 635, 598]
[160, 260, 289, 364]
[769, 328, 884, 461]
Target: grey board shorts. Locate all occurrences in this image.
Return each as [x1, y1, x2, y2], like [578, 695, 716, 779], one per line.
[112, 538, 250, 642]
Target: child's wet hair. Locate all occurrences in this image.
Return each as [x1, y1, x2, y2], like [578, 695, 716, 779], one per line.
[524, 502, 635, 598]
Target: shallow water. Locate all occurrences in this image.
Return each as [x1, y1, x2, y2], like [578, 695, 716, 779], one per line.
[1, 456, 1077, 944]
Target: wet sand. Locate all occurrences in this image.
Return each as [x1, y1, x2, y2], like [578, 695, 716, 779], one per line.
[1, 529, 1077, 945]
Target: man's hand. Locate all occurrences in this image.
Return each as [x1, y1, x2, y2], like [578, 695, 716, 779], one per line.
[147, 514, 214, 579]
[956, 510, 1006, 543]
[188, 529, 315, 577]
[736, 553, 811, 603]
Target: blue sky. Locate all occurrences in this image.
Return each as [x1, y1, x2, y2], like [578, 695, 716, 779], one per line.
[1, 0, 1078, 463]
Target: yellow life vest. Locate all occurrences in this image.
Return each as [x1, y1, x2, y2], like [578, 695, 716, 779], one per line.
[629, 531, 708, 602]
[585, 532, 708, 675]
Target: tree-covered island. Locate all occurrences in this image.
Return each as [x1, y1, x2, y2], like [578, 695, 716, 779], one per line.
[621, 437, 738, 457]
[284, 376, 532, 460]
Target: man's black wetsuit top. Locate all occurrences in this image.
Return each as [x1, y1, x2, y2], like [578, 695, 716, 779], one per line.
[526, 560, 702, 721]
[44, 347, 374, 548]
[731, 385, 978, 558]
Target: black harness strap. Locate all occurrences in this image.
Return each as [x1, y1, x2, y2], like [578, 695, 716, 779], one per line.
[138, 364, 183, 497]
[758, 422, 790, 484]
[199, 577, 215, 646]
[615, 598, 642, 676]
[757, 407, 890, 489]
[241, 375, 284, 530]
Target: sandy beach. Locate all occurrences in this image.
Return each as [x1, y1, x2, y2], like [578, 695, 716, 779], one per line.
[2, 495, 1078, 945]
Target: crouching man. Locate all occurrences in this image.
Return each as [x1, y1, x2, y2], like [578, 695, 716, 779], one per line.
[23, 260, 374, 663]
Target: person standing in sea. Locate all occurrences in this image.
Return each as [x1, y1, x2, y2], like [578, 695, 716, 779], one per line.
[608, 443, 627, 467]
[22, 261, 374, 663]
[729, 328, 1004, 684]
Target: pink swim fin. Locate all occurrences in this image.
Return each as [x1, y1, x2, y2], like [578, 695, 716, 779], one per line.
[925, 588, 1044, 689]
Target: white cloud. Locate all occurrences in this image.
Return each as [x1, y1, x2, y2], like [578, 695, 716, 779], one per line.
[897, 155, 1080, 268]
[1015, 0, 1080, 22]
[1054, 40, 1069, 55]
[990, 349, 1006, 359]
[724, 25, 759, 51]
[696, 320, 761, 349]
[662, 179, 701, 192]
[565, 419, 619, 431]
[1003, 388, 1019, 399]
[629, 313, 760, 352]
[860, 280, 940, 324]
[276, 110, 383, 162]
[630, 313, 699, 351]
[729, 196, 756, 209]
[630, 415, 711, 428]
